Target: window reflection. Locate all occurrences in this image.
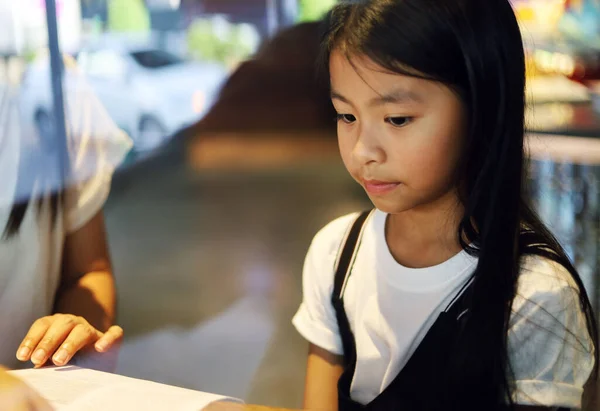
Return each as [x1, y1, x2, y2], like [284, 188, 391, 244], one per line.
[1, 1, 600, 410]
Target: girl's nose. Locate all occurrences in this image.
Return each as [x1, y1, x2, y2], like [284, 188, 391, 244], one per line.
[353, 125, 385, 165]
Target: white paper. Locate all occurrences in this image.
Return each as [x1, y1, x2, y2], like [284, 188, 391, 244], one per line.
[9, 366, 242, 411]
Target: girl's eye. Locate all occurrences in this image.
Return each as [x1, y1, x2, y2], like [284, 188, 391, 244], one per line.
[385, 116, 412, 127]
[336, 114, 357, 124]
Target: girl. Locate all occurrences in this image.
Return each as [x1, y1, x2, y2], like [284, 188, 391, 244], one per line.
[0, 54, 130, 374]
[292, 1, 598, 410]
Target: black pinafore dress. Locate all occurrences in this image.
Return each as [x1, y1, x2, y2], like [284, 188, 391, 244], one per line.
[331, 211, 571, 411]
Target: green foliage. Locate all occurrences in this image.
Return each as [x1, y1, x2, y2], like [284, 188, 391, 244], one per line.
[187, 17, 259, 66]
[298, 0, 337, 22]
[107, 0, 150, 33]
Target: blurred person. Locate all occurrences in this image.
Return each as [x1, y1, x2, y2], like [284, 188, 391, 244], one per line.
[293, 1, 598, 410]
[0, 54, 130, 377]
[190, 21, 336, 135]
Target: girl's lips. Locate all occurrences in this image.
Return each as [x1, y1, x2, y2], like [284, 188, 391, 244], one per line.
[362, 180, 400, 195]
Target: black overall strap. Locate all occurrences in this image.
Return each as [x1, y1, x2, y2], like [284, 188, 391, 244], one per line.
[332, 211, 371, 304]
[443, 275, 475, 322]
[331, 209, 371, 401]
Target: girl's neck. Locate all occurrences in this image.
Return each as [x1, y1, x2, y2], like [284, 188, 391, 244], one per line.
[385, 190, 464, 269]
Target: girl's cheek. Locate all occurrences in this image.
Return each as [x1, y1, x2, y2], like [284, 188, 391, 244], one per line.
[403, 143, 457, 186]
[338, 137, 355, 168]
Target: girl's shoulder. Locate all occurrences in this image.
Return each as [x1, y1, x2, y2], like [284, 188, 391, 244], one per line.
[303, 212, 366, 282]
[512, 255, 591, 348]
[518, 254, 581, 297]
[309, 212, 364, 256]
[509, 255, 595, 406]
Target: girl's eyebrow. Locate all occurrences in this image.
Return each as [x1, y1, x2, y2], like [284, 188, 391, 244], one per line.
[331, 88, 423, 107]
[330, 89, 353, 105]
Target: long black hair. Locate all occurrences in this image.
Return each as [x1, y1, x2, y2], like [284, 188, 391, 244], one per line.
[2, 120, 62, 239]
[320, 0, 598, 408]
[3, 190, 61, 239]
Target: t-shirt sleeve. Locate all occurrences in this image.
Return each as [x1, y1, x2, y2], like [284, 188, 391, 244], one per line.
[62, 54, 133, 233]
[64, 169, 111, 233]
[292, 214, 358, 356]
[508, 257, 595, 409]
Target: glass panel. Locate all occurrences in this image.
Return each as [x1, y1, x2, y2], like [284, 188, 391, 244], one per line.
[3, 1, 599, 410]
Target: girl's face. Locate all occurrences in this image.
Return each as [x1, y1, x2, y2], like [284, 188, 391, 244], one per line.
[330, 50, 467, 215]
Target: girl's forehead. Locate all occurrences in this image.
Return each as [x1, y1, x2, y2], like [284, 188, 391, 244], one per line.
[329, 50, 427, 100]
[329, 50, 462, 111]
[330, 50, 389, 80]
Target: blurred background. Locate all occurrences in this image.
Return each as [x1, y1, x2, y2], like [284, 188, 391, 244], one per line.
[1, 0, 600, 409]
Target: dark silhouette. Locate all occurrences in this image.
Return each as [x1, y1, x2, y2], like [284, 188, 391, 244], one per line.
[188, 21, 337, 136]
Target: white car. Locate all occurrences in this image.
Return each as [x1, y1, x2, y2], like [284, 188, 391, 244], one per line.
[20, 44, 227, 152]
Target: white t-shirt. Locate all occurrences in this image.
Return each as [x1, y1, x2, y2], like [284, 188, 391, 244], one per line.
[293, 210, 595, 409]
[0, 72, 131, 369]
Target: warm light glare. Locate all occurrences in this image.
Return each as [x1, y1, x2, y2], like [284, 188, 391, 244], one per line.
[192, 91, 206, 114]
[557, 54, 575, 77]
[533, 50, 576, 77]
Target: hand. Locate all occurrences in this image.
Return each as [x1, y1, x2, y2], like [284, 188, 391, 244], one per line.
[0, 367, 53, 411]
[16, 314, 123, 368]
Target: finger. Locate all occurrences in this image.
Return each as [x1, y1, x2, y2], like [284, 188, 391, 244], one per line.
[16, 318, 52, 362]
[95, 326, 124, 353]
[31, 315, 79, 367]
[52, 324, 99, 366]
